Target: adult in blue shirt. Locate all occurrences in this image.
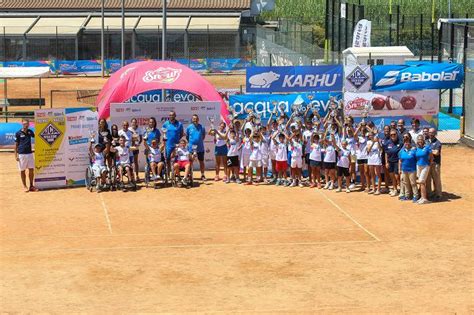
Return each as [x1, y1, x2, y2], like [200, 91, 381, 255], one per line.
[427, 128, 442, 200]
[143, 117, 161, 146]
[186, 114, 207, 180]
[162, 110, 183, 161]
[398, 138, 418, 202]
[14, 118, 38, 192]
[383, 128, 403, 197]
[415, 135, 433, 205]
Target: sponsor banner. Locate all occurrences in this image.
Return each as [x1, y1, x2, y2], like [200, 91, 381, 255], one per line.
[126, 90, 201, 103]
[352, 19, 371, 47]
[0, 123, 35, 149]
[344, 65, 372, 92]
[64, 108, 98, 186]
[353, 115, 438, 136]
[34, 107, 97, 189]
[34, 109, 67, 189]
[344, 90, 439, 117]
[207, 58, 252, 73]
[3, 60, 56, 73]
[56, 60, 101, 75]
[175, 59, 208, 71]
[110, 102, 220, 169]
[372, 62, 464, 91]
[246, 65, 343, 93]
[229, 92, 343, 122]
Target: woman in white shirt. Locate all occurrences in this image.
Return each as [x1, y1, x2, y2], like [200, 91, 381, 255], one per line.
[322, 133, 337, 190]
[354, 122, 370, 192]
[366, 131, 382, 195]
[309, 133, 323, 188]
[209, 121, 228, 181]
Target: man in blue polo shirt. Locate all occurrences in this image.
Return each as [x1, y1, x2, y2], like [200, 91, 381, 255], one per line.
[383, 129, 403, 197]
[162, 110, 183, 165]
[186, 114, 206, 180]
[14, 118, 38, 192]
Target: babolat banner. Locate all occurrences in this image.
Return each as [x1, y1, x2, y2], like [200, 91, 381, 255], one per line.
[229, 92, 343, 122]
[372, 62, 464, 91]
[34, 108, 98, 189]
[246, 65, 344, 93]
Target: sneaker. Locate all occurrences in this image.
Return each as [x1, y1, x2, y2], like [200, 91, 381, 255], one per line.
[201, 175, 207, 181]
[224, 179, 230, 184]
[399, 196, 409, 201]
[290, 181, 297, 187]
[324, 182, 330, 189]
[390, 190, 398, 197]
[29, 186, 39, 192]
[328, 182, 334, 190]
[349, 183, 356, 190]
[398, 195, 405, 200]
[368, 189, 375, 194]
[417, 198, 431, 205]
[284, 180, 292, 187]
[412, 197, 419, 203]
[275, 179, 281, 186]
[214, 176, 220, 181]
[236, 179, 242, 184]
[337, 187, 342, 192]
[374, 190, 380, 195]
[299, 182, 305, 188]
[346, 188, 351, 193]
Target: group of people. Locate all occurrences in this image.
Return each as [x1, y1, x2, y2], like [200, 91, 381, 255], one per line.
[14, 108, 444, 203]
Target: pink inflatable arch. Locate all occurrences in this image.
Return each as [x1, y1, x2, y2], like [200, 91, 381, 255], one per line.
[96, 60, 229, 120]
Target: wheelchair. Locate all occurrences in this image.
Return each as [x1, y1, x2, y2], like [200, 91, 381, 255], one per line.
[85, 164, 109, 192]
[144, 158, 166, 189]
[170, 157, 195, 188]
[115, 162, 137, 192]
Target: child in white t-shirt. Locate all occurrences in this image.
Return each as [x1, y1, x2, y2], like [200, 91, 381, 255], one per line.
[225, 129, 242, 184]
[110, 135, 135, 188]
[289, 134, 304, 187]
[335, 139, 351, 193]
[272, 132, 288, 186]
[240, 128, 252, 181]
[143, 137, 165, 186]
[246, 133, 263, 185]
[366, 131, 383, 195]
[89, 142, 108, 187]
[322, 133, 337, 190]
[308, 133, 323, 188]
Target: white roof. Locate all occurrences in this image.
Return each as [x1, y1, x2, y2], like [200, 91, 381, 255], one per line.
[28, 17, 87, 35]
[0, 67, 50, 78]
[342, 46, 414, 57]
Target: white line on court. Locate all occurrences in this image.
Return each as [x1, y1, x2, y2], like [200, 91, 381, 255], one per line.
[0, 239, 379, 254]
[317, 190, 381, 242]
[99, 194, 113, 234]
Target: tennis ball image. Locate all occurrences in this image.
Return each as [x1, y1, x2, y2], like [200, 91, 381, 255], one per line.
[400, 95, 417, 110]
[371, 96, 386, 110]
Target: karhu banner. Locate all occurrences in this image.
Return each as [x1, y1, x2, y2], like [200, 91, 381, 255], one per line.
[246, 65, 343, 93]
[372, 62, 464, 91]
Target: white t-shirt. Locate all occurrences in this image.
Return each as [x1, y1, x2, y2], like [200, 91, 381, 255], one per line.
[290, 141, 303, 159]
[227, 139, 240, 157]
[344, 136, 356, 155]
[118, 129, 132, 147]
[116, 146, 130, 165]
[147, 146, 162, 163]
[367, 140, 382, 165]
[214, 131, 227, 147]
[323, 145, 337, 163]
[260, 138, 269, 157]
[303, 130, 313, 154]
[309, 143, 322, 161]
[241, 137, 252, 156]
[92, 152, 105, 167]
[249, 141, 262, 161]
[337, 148, 351, 168]
[355, 136, 368, 160]
[176, 147, 190, 161]
[275, 141, 288, 161]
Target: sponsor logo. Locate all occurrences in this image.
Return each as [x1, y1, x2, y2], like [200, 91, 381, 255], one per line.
[191, 106, 199, 111]
[116, 108, 125, 112]
[375, 70, 460, 87]
[39, 123, 62, 146]
[231, 98, 333, 118]
[120, 67, 136, 80]
[36, 112, 46, 118]
[143, 67, 182, 83]
[345, 97, 370, 110]
[249, 71, 280, 88]
[131, 108, 141, 113]
[346, 66, 369, 89]
[282, 74, 339, 88]
[67, 116, 77, 121]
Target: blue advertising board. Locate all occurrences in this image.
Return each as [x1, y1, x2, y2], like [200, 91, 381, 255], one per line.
[246, 65, 344, 93]
[229, 92, 342, 123]
[0, 123, 35, 149]
[372, 62, 464, 91]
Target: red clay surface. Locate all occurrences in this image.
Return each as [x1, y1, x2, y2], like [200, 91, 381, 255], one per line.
[0, 145, 472, 313]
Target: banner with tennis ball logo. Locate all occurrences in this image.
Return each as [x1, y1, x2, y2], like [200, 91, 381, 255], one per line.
[34, 107, 97, 189]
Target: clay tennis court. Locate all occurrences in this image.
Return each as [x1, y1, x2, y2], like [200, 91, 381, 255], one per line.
[0, 144, 472, 313]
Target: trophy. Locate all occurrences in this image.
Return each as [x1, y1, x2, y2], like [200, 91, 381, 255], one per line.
[192, 144, 198, 155]
[254, 113, 262, 126]
[143, 127, 150, 141]
[271, 100, 279, 115]
[361, 103, 372, 123]
[161, 127, 168, 140]
[329, 97, 338, 118]
[278, 103, 286, 115]
[207, 115, 216, 130]
[89, 130, 97, 143]
[100, 130, 109, 143]
[278, 123, 285, 133]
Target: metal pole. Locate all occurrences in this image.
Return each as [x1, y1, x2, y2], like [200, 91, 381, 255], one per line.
[39, 77, 42, 109]
[4, 79, 7, 123]
[101, 0, 105, 77]
[121, 0, 125, 67]
[419, 14, 423, 60]
[162, 0, 167, 102]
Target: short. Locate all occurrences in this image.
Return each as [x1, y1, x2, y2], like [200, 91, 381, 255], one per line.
[309, 159, 322, 168]
[388, 161, 399, 173]
[118, 163, 131, 171]
[214, 145, 228, 156]
[269, 150, 276, 161]
[92, 164, 107, 178]
[337, 166, 350, 177]
[176, 160, 190, 170]
[248, 160, 262, 168]
[197, 152, 205, 162]
[240, 154, 250, 168]
[227, 156, 239, 167]
[324, 162, 336, 169]
[261, 155, 269, 168]
[417, 165, 430, 183]
[275, 160, 288, 172]
[291, 157, 303, 169]
[350, 154, 357, 163]
[357, 159, 368, 165]
[304, 153, 310, 166]
[18, 153, 34, 171]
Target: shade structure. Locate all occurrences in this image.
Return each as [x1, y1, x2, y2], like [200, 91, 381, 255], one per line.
[96, 60, 229, 120]
[0, 67, 50, 78]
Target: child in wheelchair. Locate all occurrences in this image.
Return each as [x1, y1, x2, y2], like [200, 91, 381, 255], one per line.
[88, 141, 108, 190]
[171, 139, 196, 187]
[143, 137, 165, 187]
[109, 135, 136, 190]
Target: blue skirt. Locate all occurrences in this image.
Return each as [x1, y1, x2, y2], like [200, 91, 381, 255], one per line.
[214, 144, 228, 156]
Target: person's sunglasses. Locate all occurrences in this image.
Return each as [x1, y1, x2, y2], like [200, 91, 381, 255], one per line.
[390, 133, 397, 136]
